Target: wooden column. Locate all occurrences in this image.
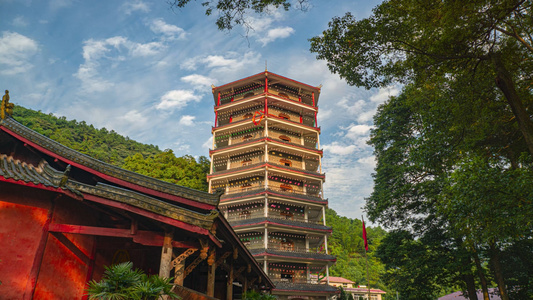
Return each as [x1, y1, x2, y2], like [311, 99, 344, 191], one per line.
[227, 260, 234, 300]
[207, 250, 216, 297]
[159, 231, 173, 278]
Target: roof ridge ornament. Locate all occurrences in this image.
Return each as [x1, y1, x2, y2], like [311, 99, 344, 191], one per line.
[1, 90, 14, 119]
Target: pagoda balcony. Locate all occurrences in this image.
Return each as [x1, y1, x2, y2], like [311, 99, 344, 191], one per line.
[229, 217, 332, 232]
[218, 187, 326, 204]
[213, 136, 320, 153]
[208, 162, 324, 179]
[249, 248, 336, 262]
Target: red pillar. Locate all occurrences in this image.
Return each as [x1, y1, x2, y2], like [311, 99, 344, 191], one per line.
[217, 92, 221, 106]
[215, 111, 218, 127]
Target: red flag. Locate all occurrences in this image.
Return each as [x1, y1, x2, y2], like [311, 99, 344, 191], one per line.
[362, 218, 368, 251]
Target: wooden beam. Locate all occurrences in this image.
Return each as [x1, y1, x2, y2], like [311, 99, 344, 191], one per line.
[207, 250, 216, 297]
[48, 224, 198, 248]
[23, 199, 55, 300]
[159, 231, 173, 278]
[227, 260, 234, 300]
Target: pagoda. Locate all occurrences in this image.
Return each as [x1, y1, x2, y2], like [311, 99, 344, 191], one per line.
[208, 71, 337, 299]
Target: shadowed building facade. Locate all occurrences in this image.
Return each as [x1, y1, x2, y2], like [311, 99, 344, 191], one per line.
[208, 72, 338, 300]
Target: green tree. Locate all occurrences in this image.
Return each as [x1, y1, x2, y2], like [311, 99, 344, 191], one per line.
[122, 150, 210, 191]
[86, 262, 179, 300]
[167, 0, 303, 31]
[310, 0, 533, 154]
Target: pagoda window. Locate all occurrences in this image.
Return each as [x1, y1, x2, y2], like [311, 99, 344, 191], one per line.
[280, 209, 294, 220]
[278, 93, 290, 99]
[243, 113, 253, 119]
[242, 134, 253, 141]
[278, 113, 290, 120]
[279, 135, 291, 143]
[242, 159, 253, 166]
[280, 184, 293, 192]
[281, 240, 295, 251]
[281, 270, 294, 281]
[279, 159, 292, 167]
[240, 209, 251, 219]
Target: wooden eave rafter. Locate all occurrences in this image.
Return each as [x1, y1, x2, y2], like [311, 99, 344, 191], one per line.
[48, 223, 199, 248]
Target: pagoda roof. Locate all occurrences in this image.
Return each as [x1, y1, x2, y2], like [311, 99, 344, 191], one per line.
[211, 71, 321, 105]
[272, 281, 339, 294]
[249, 248, 336, 262]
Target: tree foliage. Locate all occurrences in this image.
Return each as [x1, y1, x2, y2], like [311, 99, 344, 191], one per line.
[326, 209, 389, 293]
[168, 0, 303, 31]
[13, 106, 210, 191]
[13, 106, 161, 165]
[310, 0, 533, 154]
[122, 151, 210, 191]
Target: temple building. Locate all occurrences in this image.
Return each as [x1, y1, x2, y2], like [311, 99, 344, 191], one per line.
[0, 92, 273, 300]
[208, 72, 338, 299]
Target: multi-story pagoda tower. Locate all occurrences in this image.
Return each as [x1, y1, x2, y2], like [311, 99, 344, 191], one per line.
[208, 71, 337, 299]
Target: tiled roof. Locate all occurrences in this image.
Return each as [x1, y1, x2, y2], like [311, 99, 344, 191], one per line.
[0, 116, 219, 206]
[0, 153, 218, 229]
[220, 188, 327, 204]
[273, 281, 338, 293]
[324, 276, 355, 284]
[249, 248, 336, 261]
[0, 154, 80, 195]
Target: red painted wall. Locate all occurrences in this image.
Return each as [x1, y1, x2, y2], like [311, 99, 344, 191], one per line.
[0, 183, 52, 299]
[0, 183, 96, 299]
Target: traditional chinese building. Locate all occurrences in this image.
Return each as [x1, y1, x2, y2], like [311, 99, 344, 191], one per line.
[0, 92, 273, 300]
[208, 72, 337, 299]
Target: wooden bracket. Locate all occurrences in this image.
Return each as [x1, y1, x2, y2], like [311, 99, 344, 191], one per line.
[234, 266, 246, 280]
[184, 252, 207, 278]
[172, 248, 197, 268]
[216, 251, 232, 267]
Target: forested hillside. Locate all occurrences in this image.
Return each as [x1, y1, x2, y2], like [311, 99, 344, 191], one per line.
[12, 106, 390, 297]
[12, 106, 210, 191]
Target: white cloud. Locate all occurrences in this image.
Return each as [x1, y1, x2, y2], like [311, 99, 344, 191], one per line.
[357, 155, 376, 169]
[258, 26, 295, 46]
[0, 31, 39, 75]
[370, 86, 399, 103]
[150, 19, 187, 40]
[202, 136, 214, 150]
[123, 0, 150, 14]
[49, 0, 72, 10]
[75, 36, 166, 91]
[181, 52, 260, 72]
[119, 110, 148, 126]
[156, 89, 202, 110]
[13, 16, 28, 27]
[345, 124, 372, 139]
[323, 142, 357, 155]
[181, 74, 216, 90]
[179, 115, 196, 126]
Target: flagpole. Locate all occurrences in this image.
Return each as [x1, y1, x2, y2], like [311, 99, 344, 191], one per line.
[363, 216, 370, 300]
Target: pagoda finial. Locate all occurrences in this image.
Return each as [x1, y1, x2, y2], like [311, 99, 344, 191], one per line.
[265, 60, 268, 72]
[1, 90, 14, 119]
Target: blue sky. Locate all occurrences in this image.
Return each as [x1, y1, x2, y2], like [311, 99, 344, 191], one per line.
[0, 0, 396, 222]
